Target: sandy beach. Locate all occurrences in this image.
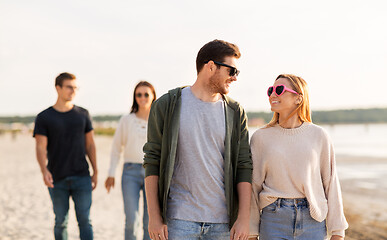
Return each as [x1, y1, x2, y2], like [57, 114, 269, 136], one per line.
[336, 156, 387, 240]
[1, 133, 386, 240]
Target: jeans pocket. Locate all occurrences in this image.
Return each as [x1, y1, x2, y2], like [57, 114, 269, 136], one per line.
[262, 201, 278, 213]
[124, 162, 135, 171]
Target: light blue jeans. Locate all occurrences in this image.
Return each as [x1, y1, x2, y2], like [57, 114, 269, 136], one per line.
[167, 218, 229, 240]
[122, 163, 150, 240]
[259, 198, 327, 240]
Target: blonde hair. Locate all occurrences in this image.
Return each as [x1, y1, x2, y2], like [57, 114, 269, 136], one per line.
[267, 74, 312, 127]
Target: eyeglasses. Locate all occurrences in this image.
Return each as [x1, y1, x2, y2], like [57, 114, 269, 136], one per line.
[63, 85, 79, 91]
[206, 60, 240, 77]
[267, 84, 298, 97]
[136, 92, 150, 98]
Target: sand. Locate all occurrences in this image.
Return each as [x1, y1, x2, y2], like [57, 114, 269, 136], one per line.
[0, 133, 386, 239]
[0, 133, 128, 240]
[337, 156, 387, 240]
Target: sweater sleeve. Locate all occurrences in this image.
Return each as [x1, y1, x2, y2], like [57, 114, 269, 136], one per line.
[249, 132, 265, 237]
[321, 134, 349, 237]
[108, 116, 126, 177]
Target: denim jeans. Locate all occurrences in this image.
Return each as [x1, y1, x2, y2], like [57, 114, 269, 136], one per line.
[48, 175, 93, 240]
[259, 198, 327, 240]
[122, 163, 150, 240]
[167, 218, 229, 240]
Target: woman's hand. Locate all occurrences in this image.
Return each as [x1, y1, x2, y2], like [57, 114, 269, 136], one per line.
[105, 177, 115, 193]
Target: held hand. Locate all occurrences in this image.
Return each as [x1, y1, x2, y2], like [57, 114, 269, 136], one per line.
[148, 215, 168, 240]
[91, 173, 98, 190]
[42, 168, 54, 188]
[230, 216, 250, 240]
[331, 235, 344, 240]
[105, 177, 115, 193]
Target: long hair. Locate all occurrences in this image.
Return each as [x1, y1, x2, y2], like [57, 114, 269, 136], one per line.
[130, 81, 156, 113]
[267, 74, 312, 127]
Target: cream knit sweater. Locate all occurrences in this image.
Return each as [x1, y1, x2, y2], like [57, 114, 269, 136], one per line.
[107, 113, 147, 177]
[249, 122, 348, 237]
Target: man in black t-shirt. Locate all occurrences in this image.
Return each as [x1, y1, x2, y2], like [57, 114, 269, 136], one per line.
[34, 72, 98, 240]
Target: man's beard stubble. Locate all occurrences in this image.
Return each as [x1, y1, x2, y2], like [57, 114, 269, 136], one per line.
[208, 73, 227, 95]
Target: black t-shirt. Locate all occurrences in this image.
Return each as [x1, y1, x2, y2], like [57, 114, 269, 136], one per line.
[33, 105, 93, 182]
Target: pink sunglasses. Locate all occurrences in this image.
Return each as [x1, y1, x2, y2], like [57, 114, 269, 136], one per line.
[267, 84, 299, 97]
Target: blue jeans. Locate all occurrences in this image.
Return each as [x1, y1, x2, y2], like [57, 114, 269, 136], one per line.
[167, 218, 229, 240]
[48, 175, 93, 240]
[259, 198, 327, 240]
[122, 163, 150, 240]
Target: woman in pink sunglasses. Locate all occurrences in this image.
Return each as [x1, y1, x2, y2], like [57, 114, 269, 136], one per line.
[248, 74, 348, 240]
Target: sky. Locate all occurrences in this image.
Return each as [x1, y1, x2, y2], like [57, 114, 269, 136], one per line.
[0, 0, 386, 116]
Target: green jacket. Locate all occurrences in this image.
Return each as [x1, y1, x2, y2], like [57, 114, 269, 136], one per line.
[143, 87, 252, 228]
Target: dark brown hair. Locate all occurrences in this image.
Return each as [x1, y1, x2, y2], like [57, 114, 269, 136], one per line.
[55, 72, 76, 87]
[196, 39, 241, 74]
[130, 81, 156, 113]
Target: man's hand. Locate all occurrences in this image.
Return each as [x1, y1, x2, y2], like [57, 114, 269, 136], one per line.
[331, 235, 344, 240]
[231, 182, 251, 240]
[148, 215, 168, 240]
[230, 216, 249, 240]
[105, 177, 115, 193]
[42, 168, 54, 188]
[145, 175, 167, 240]
[91, 173, 98, 190]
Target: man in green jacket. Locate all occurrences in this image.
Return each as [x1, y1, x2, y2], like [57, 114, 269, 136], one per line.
[143, 39, 252, 240]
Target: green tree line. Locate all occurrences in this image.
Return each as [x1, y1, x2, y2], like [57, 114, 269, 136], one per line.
[2, 108, 387, 125]
[247, 108, 387, 124]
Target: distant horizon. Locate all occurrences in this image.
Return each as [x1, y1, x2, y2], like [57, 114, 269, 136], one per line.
[2, 105, 387, 117]
[1, 106, 387, 117]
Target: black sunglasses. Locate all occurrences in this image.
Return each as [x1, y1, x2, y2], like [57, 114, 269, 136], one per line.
[136, 92, 150, 98]
[206, 60, 240, 77]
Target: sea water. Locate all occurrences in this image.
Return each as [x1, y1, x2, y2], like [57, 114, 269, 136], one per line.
[249, 123, 387, 158]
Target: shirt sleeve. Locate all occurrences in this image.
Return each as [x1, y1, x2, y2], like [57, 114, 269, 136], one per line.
[108, 116, 126, 177]
[85, 110, 93, 133]
[321, 133, 349, 237]
[33, 114, 48, 137]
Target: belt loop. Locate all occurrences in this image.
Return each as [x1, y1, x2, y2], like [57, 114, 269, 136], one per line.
[294, 199, 298, 208]
[277, 198, 281, 208]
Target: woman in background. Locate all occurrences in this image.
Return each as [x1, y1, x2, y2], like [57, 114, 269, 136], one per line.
[249, 74, 348, 240]
[105, 81, 156, 240]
